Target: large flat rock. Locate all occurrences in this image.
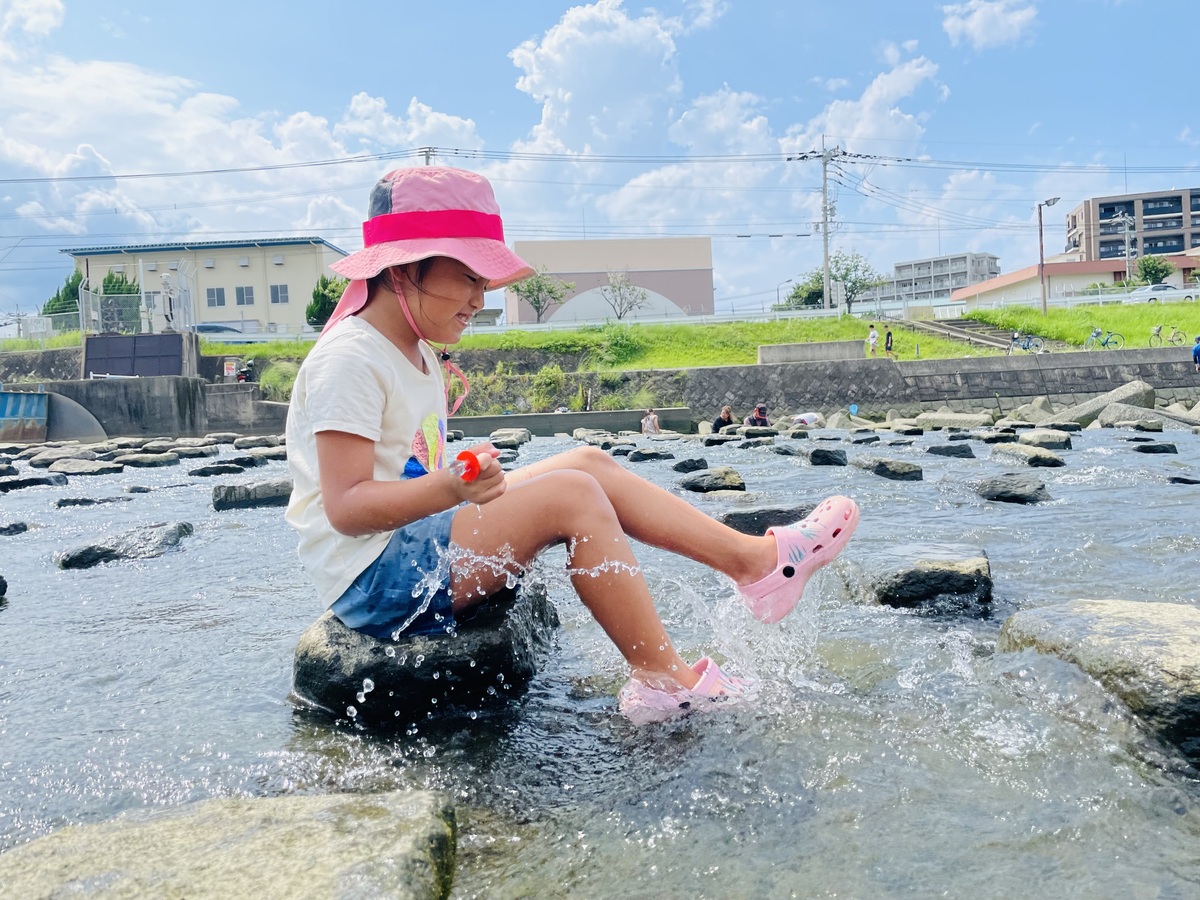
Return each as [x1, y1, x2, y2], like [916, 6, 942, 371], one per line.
[0, 791, 455, 900]
[999, 599, 1200, 759]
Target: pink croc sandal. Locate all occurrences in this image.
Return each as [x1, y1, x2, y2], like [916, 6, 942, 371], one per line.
[618, 657, 756, 725]
[738, 495, 860, 624]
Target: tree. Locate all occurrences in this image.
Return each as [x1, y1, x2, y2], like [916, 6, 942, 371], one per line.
[508, 267, 575, 323]
[101, 271, 140, 294]
[42, 270, 84, 316]
[773, 251, 884, 314]
[775, 271, 824, 310]
[97, 271, 142, 333]
[306, 274, 349, 328]
[827, 250, 886, 314]
[1137, 255, 1175, 286]
[599, 271, 648, 320]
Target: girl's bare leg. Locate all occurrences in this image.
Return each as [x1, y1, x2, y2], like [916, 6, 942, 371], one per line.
[449, 469, 701, 688]
[507, 446, 778, 586]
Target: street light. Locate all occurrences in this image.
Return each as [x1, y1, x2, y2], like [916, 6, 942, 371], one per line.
[776, 278, 794, 307]
[1037, 196, 1060, 316]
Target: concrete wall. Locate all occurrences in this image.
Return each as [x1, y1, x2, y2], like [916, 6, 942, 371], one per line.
[7, 377, 208, 438]
[757, 341, 864, 363]
[451, 407, 694, 438]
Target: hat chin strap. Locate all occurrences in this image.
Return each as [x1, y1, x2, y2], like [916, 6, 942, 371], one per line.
[388, 268, 470, 417]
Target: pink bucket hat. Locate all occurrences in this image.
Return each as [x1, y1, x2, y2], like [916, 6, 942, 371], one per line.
[330, 166, 534, 287]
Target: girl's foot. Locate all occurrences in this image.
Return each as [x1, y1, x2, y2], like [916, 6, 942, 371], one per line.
[738, 495, 859, 623]
[618, 658, 755, 725]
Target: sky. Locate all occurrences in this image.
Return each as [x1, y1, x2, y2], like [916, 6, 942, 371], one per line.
[1, 0, 1196, 320]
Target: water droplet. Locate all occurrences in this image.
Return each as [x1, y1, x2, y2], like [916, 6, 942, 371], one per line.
[356, 692, 366, 703]
[432, 671, 440, 680]
[346, 706, 357, 718]
[362, 678, 374, 693]
[415, 654, 425, 667]
[469, 660, 477, 668]
[384, 646, 396, 658]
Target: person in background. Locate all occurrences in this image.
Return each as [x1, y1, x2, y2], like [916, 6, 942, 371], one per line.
[711, 405, 736, 433]
[1193, 336, 1200, 372]
[640, 408, 661, 434]
[867, 323, 879, 357]
[744, 403, 771, 427]
[885, 327, 896, 359]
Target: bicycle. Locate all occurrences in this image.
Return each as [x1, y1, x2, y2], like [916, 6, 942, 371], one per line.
[1148, 324, 1187, 348]
[1006, 331, 1044, 355]
[1084, 327, 1124, 350]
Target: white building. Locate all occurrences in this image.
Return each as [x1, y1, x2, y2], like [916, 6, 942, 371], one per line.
[857, 251, 1001, 313]
[62, 238, 346, 336]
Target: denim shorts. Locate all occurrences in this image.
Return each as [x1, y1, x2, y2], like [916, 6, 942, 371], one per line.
[330, 508, 458, 640]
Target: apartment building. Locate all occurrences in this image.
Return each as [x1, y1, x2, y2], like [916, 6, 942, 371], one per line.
[1065, 189, 1200, 265]
[62, 237, 346, 336]
[856, 251, 1001, 310]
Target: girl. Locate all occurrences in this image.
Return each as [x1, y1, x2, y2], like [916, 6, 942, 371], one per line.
[711, 405, 736, 433]
[285, 167, 859, 725]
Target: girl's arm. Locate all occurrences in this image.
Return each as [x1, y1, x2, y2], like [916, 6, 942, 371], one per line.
[316, 431, 506, 536]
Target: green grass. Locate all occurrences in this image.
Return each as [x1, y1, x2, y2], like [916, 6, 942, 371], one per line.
[966, 300, 1200, 348]
[0, 331, 84, 352]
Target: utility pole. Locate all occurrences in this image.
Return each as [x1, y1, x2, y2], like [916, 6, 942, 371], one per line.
[419, 147, 435, 166]
[1114, 212, 1135, 281]
[819, 145, 844, 311]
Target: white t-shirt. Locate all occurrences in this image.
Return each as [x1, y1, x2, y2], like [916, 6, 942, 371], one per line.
[285, 316, 447, 606]
[868, 328, 879, 347]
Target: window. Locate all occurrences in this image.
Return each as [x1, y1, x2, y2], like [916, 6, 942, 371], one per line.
[235, 286, 255, 306]
[206, 287, 226, 307]
[272, 254, 284, 265]
[269, 284, 289, 305]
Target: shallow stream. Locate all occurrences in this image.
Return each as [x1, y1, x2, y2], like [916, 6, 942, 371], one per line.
[1, 427, 1198, 897]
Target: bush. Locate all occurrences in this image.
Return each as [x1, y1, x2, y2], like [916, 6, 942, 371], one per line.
[257, 361, 299, 402]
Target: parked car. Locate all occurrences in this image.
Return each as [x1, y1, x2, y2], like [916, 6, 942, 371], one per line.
[190, 324, 244, 334]
[1127, 284, 1193, 302]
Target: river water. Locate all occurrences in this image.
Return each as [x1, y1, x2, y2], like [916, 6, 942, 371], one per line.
[1, 427, 1199, 898]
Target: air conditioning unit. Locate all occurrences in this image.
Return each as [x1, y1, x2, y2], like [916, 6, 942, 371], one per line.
[146, 262, 157, 271]
[203, 259, 215, 268]
[238, 256, 249, 267]
[272, 254, 284, 265]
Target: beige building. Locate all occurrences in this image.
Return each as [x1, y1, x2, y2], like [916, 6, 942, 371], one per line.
[506, 237, 713, 324]
[951, 254, 1197, 310]
[1065, 189, 1200, 266]
[62, 237, 346, 336]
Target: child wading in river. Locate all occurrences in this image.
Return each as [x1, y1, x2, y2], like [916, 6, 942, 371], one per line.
[285, 167, 860, 724]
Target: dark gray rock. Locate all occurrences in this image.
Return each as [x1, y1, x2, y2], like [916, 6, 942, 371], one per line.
[47, 458, 125, 476]
[0, 522, 29, 536]
[975, 472, 1050, 504]
[0, 463, 17, 477]
[172, 445, 222, 459]
[627, 448, 675, 462]
[0, 574, 6, 596]
[232, 435, 281, 450]
[803, 447, 848, 466]
[1168, 476, 1200, 485]
[292, 585, 558, 728]
[0, 473, 68, 493]
[113, 452, 180, 468]
[719, 504, 816, 536]
[125, 486, 152, 494]
[679, 467, 746, 493]
[57, 522, 194, 569]
[609, 445, 633, 456]
[55, 497, 134, 508]
[225, 455, 270, 468]
[737, 437, 775, 449]
[497, 449, 519, 465]
[701, 434, 741, 447]
[871, 556, 992, 612]
[848, 434, 881, 445]
[212, 478, 292, 511]
[671, 457, 708, 473]
[969, 429, 1018, 444]
[189, 464, 246, 477]
[926, 443, 976, 459]
[1132, 442, 1177, 454]
[771, 445, 800, 456]
[740, 426, 778, 438]
[851, 456, 923, 481]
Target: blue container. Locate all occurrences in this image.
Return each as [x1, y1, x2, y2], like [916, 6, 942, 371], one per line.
[0, 390, 49, 443]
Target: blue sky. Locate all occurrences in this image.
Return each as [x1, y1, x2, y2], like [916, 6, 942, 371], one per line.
[1, 0, 1195, 319]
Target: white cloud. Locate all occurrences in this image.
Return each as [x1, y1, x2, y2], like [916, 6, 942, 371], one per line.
[810, 76, 849, 93]
[942, 0, 1037, 50]
[0, 0, 63, 37]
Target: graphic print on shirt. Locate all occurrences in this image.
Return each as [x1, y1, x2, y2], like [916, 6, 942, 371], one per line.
[403, 411, 447, 479]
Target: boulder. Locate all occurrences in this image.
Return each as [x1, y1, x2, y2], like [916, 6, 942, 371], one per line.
[189, 464, 247, 477]
[29, 447, 98, 468]
[847, 434, 881, 445]
[232, 435, 281, 450]
[204, 432, 243, 444]
[292, 585, 558, 728]
[0, 463, 16, 477]
[802, 447, 848, 467]
[889, 424, 924, 436]
[247, 446, 288, 461]
[739, 426, 778, 438]
[57, 522, 194, 569]
[0, 522, 29, 536]
[1097, 402, 1199, 431]
[1131, 442, 1177, 454]
[989, 443, 1066, 467]
[113, 452, 180, 468]
[737, 437, 775, 449]
[489, 427, 532, 448]
[1055, 380, 1155, 427]
[671, 457, 708, 473]
[999, 599, 1200, 759]
[1018, 428, 1073, 451]
[679, 467, 746, 493]
[851, 456, 923, 481]
[0, 791, 456, 900]
[771, 445, 800, 456]
[926, 443, 975, 459]
[968, 429, 1018, 444]
[627, 448, 675, 462]
[47, 458, 125, 476]
[701, 434, 741, 447]
[975, 472, 1050, 504]
[212, 478, 293, 511]
[171, 445, 222, 459]
[0, 473, 68, 493]
[869, 555, 992, 612]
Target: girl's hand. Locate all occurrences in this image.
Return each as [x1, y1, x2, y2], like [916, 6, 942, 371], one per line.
[448, 443, 506, 505]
